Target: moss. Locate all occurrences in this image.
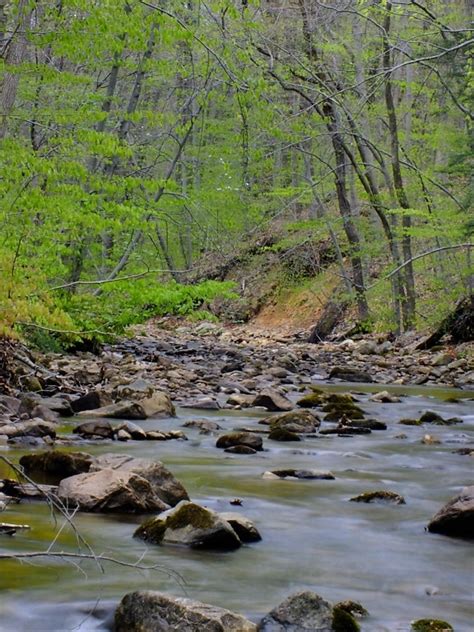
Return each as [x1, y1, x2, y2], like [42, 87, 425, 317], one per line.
[332, 607, 360, 632]
[411, 619, 453, 631]
[419, 411, 444, 423]
[166, 503, 215, 531]
[297, 393, 323, 408]
[399, 418, 422, 426]
[325, 393, 355, 404]
[133, 517, 167, 543]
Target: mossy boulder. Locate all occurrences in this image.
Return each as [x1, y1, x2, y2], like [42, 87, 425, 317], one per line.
[399, 418, 422, 426]
[411, 619, 453, 631]
[134, 501, 242, 550]
[343, 418, 387, 430]
[258, 591, 333, 631]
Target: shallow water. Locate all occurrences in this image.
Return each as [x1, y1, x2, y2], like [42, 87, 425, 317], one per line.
[0, 385, 473, 631]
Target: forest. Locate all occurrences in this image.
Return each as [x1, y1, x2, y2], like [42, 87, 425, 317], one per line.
[0, 3, 473, 632]
[0, 0, 472, 346]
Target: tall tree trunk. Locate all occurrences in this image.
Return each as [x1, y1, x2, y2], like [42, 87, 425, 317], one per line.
[0, 0, 30, 140]
[383, 2, 416, 328]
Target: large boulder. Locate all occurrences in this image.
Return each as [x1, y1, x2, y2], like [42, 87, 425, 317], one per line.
[258, 591, 336, 632]
[77, 401, 148, 420]
[328, 367, 373, 383]
[19, 450, 93, 483]
[71, 390, 111, 413]
[114, 379, 176, 418]
[89, 454, 189, 506]
[427, 486, 474, 538]
[57, 469, 169, 513]
[252, 389, 293, 412]
[115, 591, 257, 632]
[134, 501, 242, 550]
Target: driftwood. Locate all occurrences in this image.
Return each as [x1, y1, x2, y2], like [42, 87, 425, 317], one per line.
[0, 522, 31, 536]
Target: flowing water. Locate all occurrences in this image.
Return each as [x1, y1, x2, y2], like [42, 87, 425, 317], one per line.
[0, 384, 473, 631]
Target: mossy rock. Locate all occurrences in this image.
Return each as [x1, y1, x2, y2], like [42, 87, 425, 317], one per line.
[325, 393, 356, 404]
[332, 607, 360, 631]
[399, 418, 422, 426]
[344, 419, 387, 430]
[411, 619, 453, 631]
[334, 600, 368, 618]
[419, 411, 444, 423]
[268, 428, 301, 442]
[350, 490, 405, 504]
[166, 503, 216, 531]
[297, 393, 323, 408]
[134, 516, 168, 543]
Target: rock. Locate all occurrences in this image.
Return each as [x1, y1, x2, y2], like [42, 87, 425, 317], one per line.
[182, 397, 220, 410]
[183, 419, 222, 433]
[29, 405, 60, 423]
[334, 601, 368, 618]
[115, 591, 257, 632]
[320, 427, 371, 436]
[114, 378, 155, 399]
[427, 486, 474, 538]
[216, 432, 263, 451]
[432, 352, 453, 366]
[0, 419, 56, 439]
[332, 606, 360, 632]
[258, 591, 334, 631]
[73, 420, 115, 439]
[350, 490, 405, 504]
[268, 428, 302, 442]
[252, 389, 293, 412]
[19, 450, 93, 483]
[297, 393, 323, 408]
[265, 469, 335, 480]
[227, 393, 255, 407]
[322, 403, 365, 421]
[263, 410, 320, 434]
[77, 401, 147, 420]
[0, 395, 20, 415]
[419, 411, 443, 423]
[368, 391, 400, 403]
[139, 391, 176, 418]
[399, 418, 422, 426]
[21, 395, 73, 417]
[89, 454, 189, 507]
[219, 512, 262, 542]
[116, 429, 131, 441]
[343, 418, 387, 430]
[71, 390, 111, 413]
[134, 501, 242, 550]
[224, 445, 258, 454]
[410, 619, 453, 631]
[328, 367, 373, 383]
[114, 421, 147, 440]
[145, 431, 168, 440]
[421, 434, 441, 445]
[58, 469, 169, 513]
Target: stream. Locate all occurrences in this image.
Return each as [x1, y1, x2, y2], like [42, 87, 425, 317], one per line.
[0, 383, 473, 631]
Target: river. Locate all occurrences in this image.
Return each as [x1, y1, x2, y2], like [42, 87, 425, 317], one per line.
[0, 383, 473, 631]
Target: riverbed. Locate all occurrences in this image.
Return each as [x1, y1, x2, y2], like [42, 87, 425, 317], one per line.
[0, 384, 473, 631]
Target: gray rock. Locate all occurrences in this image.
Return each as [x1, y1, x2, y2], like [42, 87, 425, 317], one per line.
[58, 469, 169, 513]
[219, 512, 262, 542]
[114, 420, 147, 440]
[264, 469, 335, 480]
[427, 486, 474, 538]
[253, 389, 293, 412]
[0, 418, 56, 439]
[77, 401, 147, 420]
[115, 591, 257, 632]
[73, 420, 115, 439]
[134, 501, 242, 550]
[216, 432, 263, 451]
[89, 454, 189, 507]
[71, 390, 111, 413]
[350, 490, 405, 504]
[258, 591, 333, 631]
[368, 391, 400, 403]
[0, 395, 20, 416]
[328, 367, 373, 383]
